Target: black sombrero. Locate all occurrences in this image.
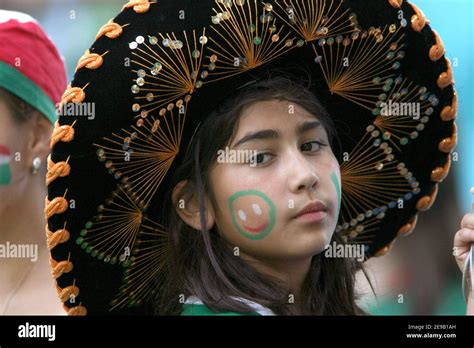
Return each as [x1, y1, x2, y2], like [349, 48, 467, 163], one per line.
[45, 0, 458, 315]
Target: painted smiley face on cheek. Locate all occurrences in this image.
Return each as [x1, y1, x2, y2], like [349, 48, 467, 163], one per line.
[228, 190, 277, 240]
[0, 145, 12, 186]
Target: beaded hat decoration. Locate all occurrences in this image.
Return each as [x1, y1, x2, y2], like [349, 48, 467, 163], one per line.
[46, 0, 457, 314]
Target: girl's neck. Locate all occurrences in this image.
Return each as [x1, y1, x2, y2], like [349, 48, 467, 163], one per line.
[1, 176, 46, 245]
[0, 178, 50, 313]
[241, 252, 312, 308]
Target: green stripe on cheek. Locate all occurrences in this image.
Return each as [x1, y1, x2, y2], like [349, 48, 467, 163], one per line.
[0, 163, 12, 185]
[331, 171, 341, 219]
[0, 146, 12, 186]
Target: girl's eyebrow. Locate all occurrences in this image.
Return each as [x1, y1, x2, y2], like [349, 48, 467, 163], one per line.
[232, 120, 322, 148]
[297, 120, 322, 135]
[232, 129, 279, 148]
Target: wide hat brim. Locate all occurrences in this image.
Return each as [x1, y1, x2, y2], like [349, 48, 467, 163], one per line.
[46, 0, 457, 315]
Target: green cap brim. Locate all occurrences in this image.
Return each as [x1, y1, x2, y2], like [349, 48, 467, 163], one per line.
[0, 61, 57, 124]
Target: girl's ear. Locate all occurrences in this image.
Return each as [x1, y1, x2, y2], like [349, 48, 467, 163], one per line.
[25, 111, 53, 175]
[172, 180, 216, 231]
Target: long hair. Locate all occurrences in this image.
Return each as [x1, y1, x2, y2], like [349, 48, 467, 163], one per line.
[154, 72, 371, 315]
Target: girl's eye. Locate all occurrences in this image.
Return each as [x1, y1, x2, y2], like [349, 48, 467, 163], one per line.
[301, 140, 327, 152]
[250, 152, 273, 165]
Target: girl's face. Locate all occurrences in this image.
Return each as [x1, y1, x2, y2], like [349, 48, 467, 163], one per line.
[0, 97, 51, 224]
[0, 99, 28, 214]
[209, 99, 341, 261]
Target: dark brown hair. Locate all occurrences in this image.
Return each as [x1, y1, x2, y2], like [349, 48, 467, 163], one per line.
[154, 72, 370, 315]
[0, 88, 38, 124]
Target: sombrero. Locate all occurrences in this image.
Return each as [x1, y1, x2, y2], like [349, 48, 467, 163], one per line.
[45, 0, 457, 315]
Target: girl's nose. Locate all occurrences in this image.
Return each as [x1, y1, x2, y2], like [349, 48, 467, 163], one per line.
[287, 151, 320, 194]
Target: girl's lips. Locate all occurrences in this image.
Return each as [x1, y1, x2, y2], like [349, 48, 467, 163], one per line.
[294, 210, 327, 223]
[293, 200, 328, 219]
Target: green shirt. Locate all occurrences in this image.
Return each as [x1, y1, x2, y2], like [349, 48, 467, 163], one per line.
[181, 296, 275, 316]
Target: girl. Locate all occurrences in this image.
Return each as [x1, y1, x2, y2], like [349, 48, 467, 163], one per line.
[156, 75, 369, 315]
[156, 75, 474, 316]
[45, 0, 469, 316]
[0, 10, 66, 314]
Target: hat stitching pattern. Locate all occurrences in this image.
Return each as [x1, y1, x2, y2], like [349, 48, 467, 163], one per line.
[75, 50, 109, 72]
[96, 19, 129, 40]
[44, 0, 158, 316]
[409, 2, 428, 33]
[122, 0, 156, 14]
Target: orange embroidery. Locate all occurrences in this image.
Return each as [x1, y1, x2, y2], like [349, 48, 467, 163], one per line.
[66, 305, 87, 316]
[56, 284, 79, 303]
[44, 193, 68, 219]
[416, 184, 439, 211]
[438, 122, 457, 153]
[75, 50, 108, 72]
[47, 79, 82, 315]
[388, 0, 403, 9]
[59, 83, 89, 109]
[431, 156, 452, 183]
[51, 258, 73, 279]
[122, 0, 154, 13]
[429, 30, 445, 61]
[437, 58, 454, 89]
[96, 19, 128, 40]
[410, 3, 429, 32]
[46, 155, 71, 185]
[50, 120, 77, 148]
[441, 91, 458, 121]
[45, 223, 70, 250]
[397, 215, 418, 237]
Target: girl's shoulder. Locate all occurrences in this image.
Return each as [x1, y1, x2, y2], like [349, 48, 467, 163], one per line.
[180, 296, 275, 316]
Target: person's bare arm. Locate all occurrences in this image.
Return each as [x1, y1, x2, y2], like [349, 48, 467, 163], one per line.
[453, 188, 474, 315]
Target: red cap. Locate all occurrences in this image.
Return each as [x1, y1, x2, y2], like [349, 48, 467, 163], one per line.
[0, 10, 67, 124]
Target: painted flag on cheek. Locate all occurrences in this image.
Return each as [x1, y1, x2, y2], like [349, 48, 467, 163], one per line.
[0, 145, 12, 185]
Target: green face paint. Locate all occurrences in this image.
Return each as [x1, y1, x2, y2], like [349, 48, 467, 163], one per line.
[228, 189, 276, 240]
[331, 171, 341, 219]
[0, 145, 12, 186]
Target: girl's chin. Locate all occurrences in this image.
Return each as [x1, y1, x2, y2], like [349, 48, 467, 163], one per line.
[284, 231, 334, 255]
[264, 238, 333, 259]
